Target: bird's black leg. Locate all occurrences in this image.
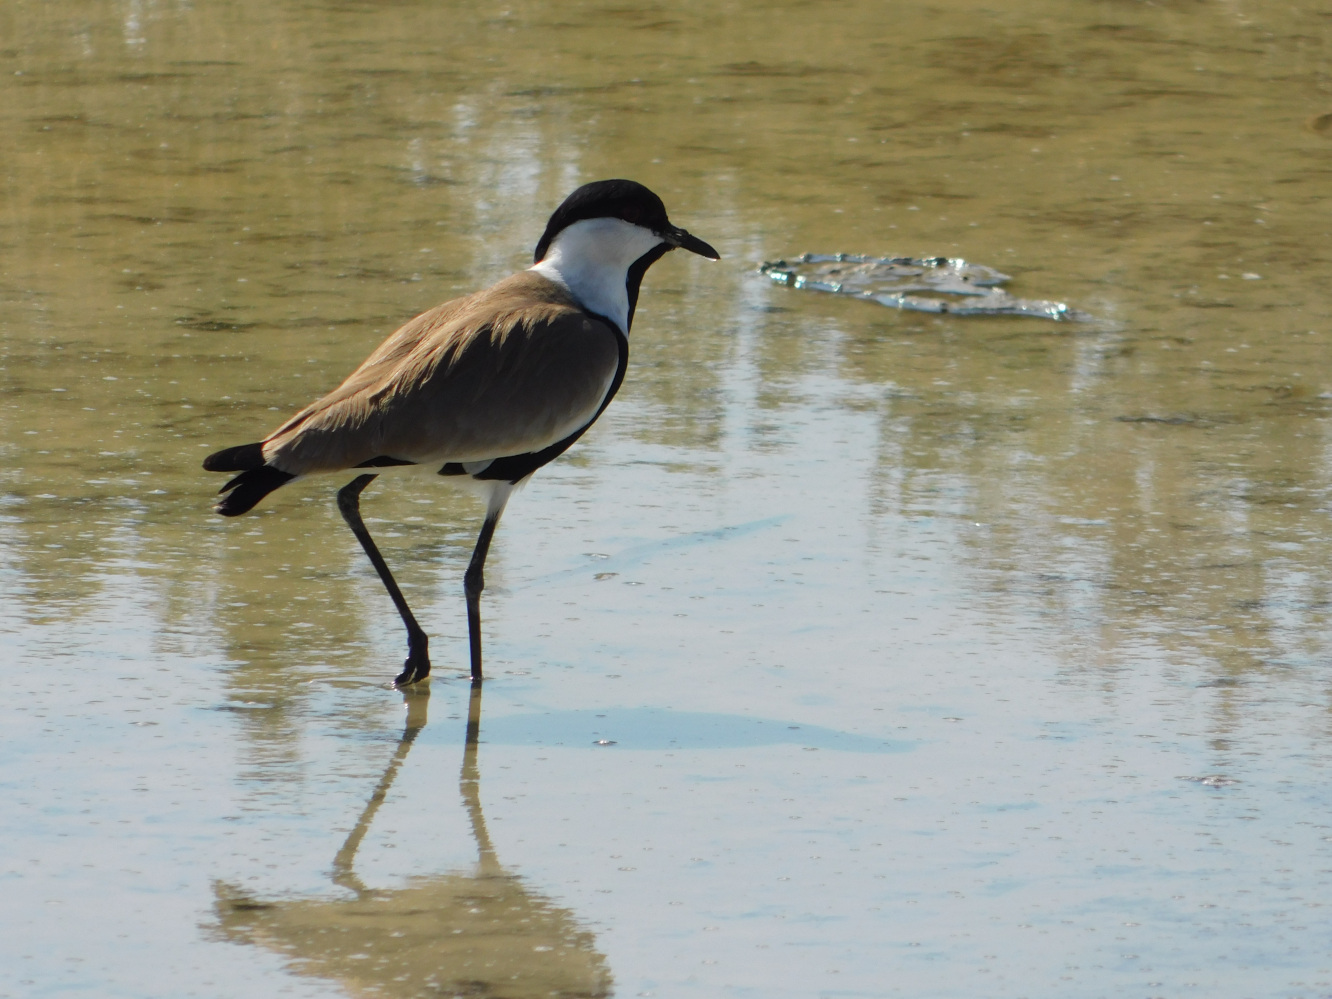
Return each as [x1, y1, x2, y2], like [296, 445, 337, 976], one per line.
[463, 512, 502, 681]
[337, 474, 430, 685]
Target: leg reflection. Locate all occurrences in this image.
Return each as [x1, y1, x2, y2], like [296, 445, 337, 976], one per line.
[331, 683, 431, 895]
[460, 679, 499, 875]
[213, 678, 612, 998]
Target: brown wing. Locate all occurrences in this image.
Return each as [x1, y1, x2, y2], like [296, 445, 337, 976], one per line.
[261, 272, 621, 475]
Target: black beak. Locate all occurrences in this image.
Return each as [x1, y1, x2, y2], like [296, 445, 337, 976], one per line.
[661, 224, 721, 261]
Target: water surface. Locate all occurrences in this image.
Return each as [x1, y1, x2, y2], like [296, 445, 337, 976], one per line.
[2, 1, 1331, 997]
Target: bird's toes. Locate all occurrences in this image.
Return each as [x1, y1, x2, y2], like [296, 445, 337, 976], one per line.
[393, 655, 431, 687]
[392, 667, 428, 687]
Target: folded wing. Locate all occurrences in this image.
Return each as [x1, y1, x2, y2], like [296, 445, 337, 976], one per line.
[261, 272, 622, 476]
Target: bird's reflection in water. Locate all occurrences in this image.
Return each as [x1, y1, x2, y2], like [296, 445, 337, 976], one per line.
[212, 682, 613, 998]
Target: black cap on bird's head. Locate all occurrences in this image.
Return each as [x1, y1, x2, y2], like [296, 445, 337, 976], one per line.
[534, 179, 721, 264]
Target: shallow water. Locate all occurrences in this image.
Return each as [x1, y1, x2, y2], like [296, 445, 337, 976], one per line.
[3, 1, 1331, 996]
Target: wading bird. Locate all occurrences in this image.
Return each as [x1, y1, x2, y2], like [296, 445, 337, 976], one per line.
[203, 180, 719, 685]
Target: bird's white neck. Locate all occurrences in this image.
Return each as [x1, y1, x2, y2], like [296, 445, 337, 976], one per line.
[529, 217, 664, 335]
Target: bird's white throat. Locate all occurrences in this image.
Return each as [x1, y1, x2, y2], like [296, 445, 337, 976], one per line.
[529, 217, 664, 335]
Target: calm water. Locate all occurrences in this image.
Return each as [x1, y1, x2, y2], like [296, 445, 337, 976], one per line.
[3, 1, 1332, 996]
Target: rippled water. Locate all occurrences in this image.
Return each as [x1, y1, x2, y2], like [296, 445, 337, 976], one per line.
[3, 1, 1331, 997]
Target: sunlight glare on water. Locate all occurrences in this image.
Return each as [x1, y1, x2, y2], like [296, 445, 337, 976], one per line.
[2, 1, 1331, 997]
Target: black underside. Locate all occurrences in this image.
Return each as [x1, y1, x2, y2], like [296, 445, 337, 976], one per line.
[355, 455, 417, 467]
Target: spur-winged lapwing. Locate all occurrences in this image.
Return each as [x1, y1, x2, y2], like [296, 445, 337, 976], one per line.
[203, 179, 719, 685]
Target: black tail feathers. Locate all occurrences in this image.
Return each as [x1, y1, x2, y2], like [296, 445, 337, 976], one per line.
[205, 441, 292, 516]
[203, 442, 267, 472]
[215, 467, 295, 517]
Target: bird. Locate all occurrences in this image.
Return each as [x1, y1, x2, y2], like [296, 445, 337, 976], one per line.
[203, 179, 720, 686]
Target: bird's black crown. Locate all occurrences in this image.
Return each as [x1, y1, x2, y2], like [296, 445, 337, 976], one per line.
[534, 179, 671, 263]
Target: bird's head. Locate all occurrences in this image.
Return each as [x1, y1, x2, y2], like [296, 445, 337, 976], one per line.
[530, 179, 720, 335]
[533, 179, 720, 266]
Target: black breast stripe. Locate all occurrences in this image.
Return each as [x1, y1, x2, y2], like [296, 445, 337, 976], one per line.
[460, 327, 629, 485]
[624, 243, 670, 333]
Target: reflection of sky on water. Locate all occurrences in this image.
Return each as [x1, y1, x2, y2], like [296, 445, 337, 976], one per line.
[455, 707, 912, 753]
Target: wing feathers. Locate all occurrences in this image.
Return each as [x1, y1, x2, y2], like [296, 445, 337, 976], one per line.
[260, 272, 621, 476]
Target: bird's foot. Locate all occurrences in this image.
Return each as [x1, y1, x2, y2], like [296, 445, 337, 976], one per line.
[393, 641, 431, 686]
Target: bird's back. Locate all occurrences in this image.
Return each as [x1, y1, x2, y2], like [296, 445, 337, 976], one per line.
[261, 271, 623, 476]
